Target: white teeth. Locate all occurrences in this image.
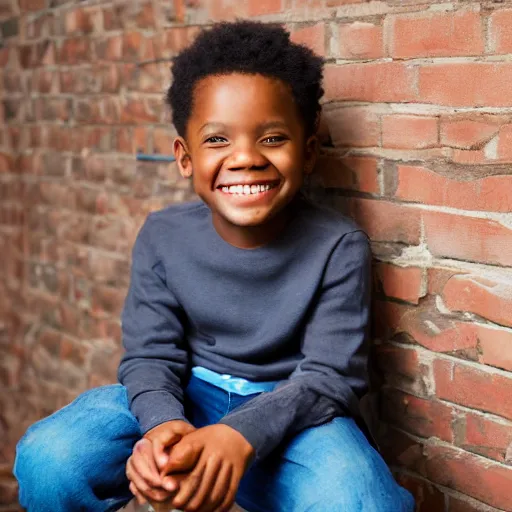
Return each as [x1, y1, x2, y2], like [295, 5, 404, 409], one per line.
[222, 183, 275, 195]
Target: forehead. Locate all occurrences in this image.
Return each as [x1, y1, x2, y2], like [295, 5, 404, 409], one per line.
[189, 73, 301, 129]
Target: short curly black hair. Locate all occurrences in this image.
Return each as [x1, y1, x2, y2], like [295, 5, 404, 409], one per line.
[166, 20, 324, 138]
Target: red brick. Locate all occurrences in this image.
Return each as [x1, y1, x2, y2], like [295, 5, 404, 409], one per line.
[120, 98, 159, 124]
[419, 63, 512, 107]
[135, 1, 156, 28]
[378, 425, 425, 471]
[91, 285, 126, 317]
[434, 358, 512, 421]
[423, 211, 512, 267]
[381, 389, 454, 442]
[65, 8, 93, 35]
[207, 0, 248, 20]
[382, 116, 438, 149]
[476, 324, 512, 372]
[335, 22, 383, 59]
[405, 315, 479, 355]
[123, 62, 165, 93]
[0, 153, 14, 173]
[26, 12, 55, 40]
[395, 473, 445, 512]
[389, 11, 483, 58]
[291, 0, 323, 8]
[497, 124, 512, 161]
[385, 305, 512, 369]
[174, 0, 186, 22]
[460, 412, 512, 464]
[395, 165, 512, 212]
[323, 106, 380, 147]
[347, 198, 421, 244]
[315, 154, 379, 193]
[327, 0, 366, 4]
[424, 443, 512, 510]
[442, 274, 512, 329]
[19, 0, 45, 11]
[162, 27, 201, 58]
[375, 343, 434, 397]
[440, 119, 498, 149]
[58, 38, 90, 65]
[248, 0, 283, 16]
[489, 9, 512, 54]
[95, 36, 123, 61]
[374, 263, 424, 304]
[376, 344, 423, 382]
[324, 62, 417, 102]
[0, 47, 9, 67]
[394, 474, 445, 512]
[290, 23, 325, 56]
[123, 32, 146, 60]
[451, 147, 487, 165]
[153, 128, 176, 155]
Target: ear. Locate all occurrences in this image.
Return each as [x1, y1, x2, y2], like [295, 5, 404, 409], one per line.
[303, 134, 319, 175]
[173, 137, 193, 178]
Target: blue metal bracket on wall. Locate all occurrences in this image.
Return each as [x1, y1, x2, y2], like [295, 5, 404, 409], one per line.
[136, 153, 176, 162]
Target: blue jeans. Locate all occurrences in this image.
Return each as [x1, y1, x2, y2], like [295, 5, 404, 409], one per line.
[14, 377, 415, 511]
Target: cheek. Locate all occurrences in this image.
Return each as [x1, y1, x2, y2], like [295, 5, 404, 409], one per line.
[193, 152, 224, 181]
[269, 149, 304, 178]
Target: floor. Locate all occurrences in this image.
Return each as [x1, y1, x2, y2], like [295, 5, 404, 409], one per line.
[122, 500, 246, 512]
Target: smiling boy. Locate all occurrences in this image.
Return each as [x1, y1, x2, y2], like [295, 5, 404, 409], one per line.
[14, 21, 415, 512]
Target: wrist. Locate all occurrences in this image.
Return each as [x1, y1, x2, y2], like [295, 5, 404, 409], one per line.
[219, 424, 255, 460]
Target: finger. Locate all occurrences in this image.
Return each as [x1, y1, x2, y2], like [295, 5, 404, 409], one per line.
[129, 481, 147, 505]
[184, 455, 222, 511]
[162, 441, 203, 475]
[201, 463, 232, 512]
[149, 497, 175, 512]
[126, 456, 172, 503]
[131, 439, 163, 488]
[217, 468, 242, 512]
[170, 461, 205, 510]
[152, 431, 181, 470]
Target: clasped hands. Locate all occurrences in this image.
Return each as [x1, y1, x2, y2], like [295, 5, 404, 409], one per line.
[125, 420, 255, 512]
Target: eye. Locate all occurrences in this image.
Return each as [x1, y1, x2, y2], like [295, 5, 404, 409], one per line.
[205, 136, 227, 144]
[262, 135, 287, 144]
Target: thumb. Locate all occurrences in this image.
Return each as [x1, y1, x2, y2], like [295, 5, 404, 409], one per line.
[162, 442, 202, 475]
[152, 431, 182, 470]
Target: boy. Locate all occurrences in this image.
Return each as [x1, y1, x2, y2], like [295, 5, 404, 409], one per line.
[14, 21, 415, 512]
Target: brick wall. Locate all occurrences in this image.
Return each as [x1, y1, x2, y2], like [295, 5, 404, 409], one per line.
[1, 1, 511, 510]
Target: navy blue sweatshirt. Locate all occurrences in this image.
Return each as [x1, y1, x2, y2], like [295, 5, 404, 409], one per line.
[118, 196, 371, 460]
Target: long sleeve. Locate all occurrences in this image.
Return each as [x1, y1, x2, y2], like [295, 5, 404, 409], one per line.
[220, 230, 371, 460]
[118, 216, 190, 434]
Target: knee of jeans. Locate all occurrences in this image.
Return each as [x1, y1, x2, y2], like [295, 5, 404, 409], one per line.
[15, 420, 81, 492]
[306, 458, 413, 512]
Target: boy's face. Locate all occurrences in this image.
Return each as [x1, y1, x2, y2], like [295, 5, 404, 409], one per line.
[174, 73, 317, 238]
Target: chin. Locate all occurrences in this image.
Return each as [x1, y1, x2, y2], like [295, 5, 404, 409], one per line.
[225, 212, 272, 227]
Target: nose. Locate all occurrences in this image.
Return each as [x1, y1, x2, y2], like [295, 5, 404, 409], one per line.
[226, 140, 269, 171]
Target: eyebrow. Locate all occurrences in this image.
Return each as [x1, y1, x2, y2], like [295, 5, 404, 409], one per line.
[198, 120, 289, 135]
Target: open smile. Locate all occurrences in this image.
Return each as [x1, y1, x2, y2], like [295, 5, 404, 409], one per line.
[218, 181, 279, 196]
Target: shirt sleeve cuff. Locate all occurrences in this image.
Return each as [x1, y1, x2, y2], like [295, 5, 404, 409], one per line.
[130, 390, 188, 434]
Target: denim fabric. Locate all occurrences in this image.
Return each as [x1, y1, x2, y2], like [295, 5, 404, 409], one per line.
[15, 378, 415, 512]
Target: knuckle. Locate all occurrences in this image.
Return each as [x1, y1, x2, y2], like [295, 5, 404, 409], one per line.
[173, 497, 186, 508]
